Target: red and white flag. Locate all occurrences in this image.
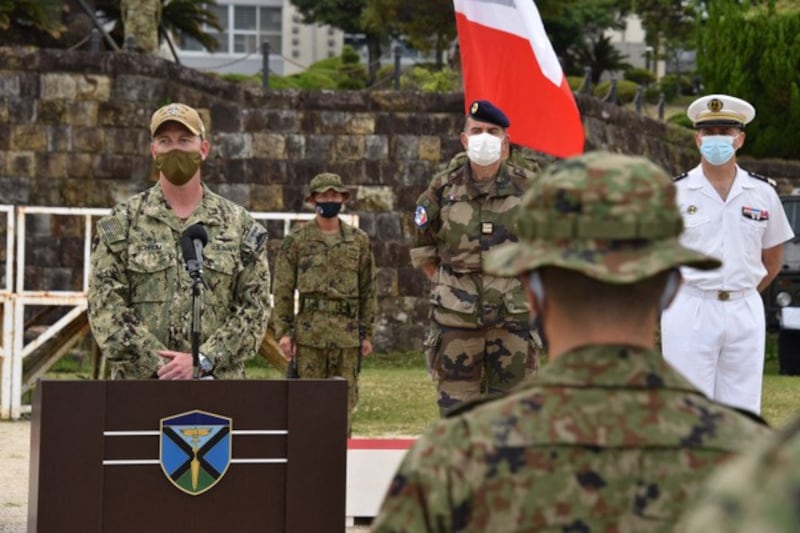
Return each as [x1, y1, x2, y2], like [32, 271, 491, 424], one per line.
[454, 0, 584, 157]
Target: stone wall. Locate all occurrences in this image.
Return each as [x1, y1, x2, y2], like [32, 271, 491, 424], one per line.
[2, 46, 799, 351]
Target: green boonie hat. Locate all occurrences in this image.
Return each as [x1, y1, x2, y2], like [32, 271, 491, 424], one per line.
[484, 151, 721, 283]
[306, 172, 349, 201]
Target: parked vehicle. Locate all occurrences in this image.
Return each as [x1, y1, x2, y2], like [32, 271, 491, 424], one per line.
[762, 194, 800, 374]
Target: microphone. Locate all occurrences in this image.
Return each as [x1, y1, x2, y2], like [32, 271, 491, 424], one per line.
[181, 224, 208, 281]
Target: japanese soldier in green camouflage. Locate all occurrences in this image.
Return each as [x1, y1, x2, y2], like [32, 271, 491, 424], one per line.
[272, 173, 377, 435]
[411, 100, 541, 415]
[88, 103, 271, 380]
[680, 414, 800, 532]
[372, 152, 772, 532]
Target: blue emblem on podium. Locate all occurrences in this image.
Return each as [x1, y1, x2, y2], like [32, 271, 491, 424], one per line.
[160, 410, 232, 495]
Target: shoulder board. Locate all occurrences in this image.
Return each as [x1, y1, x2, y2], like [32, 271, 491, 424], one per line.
[673, 172, 688, 182]
[748, 170, 777, 188]
[444, 393, 504, 418]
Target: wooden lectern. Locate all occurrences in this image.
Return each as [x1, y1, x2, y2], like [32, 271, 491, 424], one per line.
[28, 379, 348, 533]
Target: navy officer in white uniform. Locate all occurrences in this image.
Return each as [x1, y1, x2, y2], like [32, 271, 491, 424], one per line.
[661, 94, 794, 415]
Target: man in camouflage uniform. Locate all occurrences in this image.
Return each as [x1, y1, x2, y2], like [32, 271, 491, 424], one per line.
[272, 173, 376, 435]
[680, 416, 800, 532]
[120, 0, 161, 54]
[411, 99, 540, 415]
[372, 152, 772, 532]
[88, 103, 271, 380]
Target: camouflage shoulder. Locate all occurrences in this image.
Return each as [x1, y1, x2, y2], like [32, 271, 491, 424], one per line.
[747, 170, 777, 188]
[673, 171, 689, 182]
[95, 194, 144, 245]
[443, 151, 469, 173]
[506, 161, 539, 192]
[444, 392, 505, 418]
[344, 222, 370, 242]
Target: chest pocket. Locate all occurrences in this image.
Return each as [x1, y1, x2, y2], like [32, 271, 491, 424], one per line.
[128, 246, 174, 303]
[204, 245, 239, 308]
[681, 213, 711, 250]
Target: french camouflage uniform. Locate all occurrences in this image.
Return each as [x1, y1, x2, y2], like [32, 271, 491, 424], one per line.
[88, 183, 271, 379]
[272, 213, 376, 431]
[121, 0, 161, 54]
[373, 152, 771, 532]
[411, 152, 539, 414]
[679, 415, 800, 533]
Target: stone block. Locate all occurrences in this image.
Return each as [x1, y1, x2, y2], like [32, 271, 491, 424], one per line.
[354, 186, 395, 212]
[391, 135, 418, 160]
[375, 213, 402, 240]
[305, 135, 333, 160]
[285, 134, 306, 159]
[66, 153, 94, 180]
[252, 133, 287, 160]
[214, 183, 251, 207]
[41, 74, 77, 100]
[376, 267, 398, 297]
[35, 152, 70, 179]
[72, 127, 105, 152]
[251, 184, 285, 211]
[105, 127, 148, 155]
[112, 75, 166, 103]
[333, 135, 365, 160]
[12, 125, 46, 151]
[215, 132, 253, 159]
[6, 151, 35, 178]
[62, 101, 99, 127]
[75, 75, 111, 101]
[364, 135, 388, 160]
[0, 176, 29, 204]
[0, 72, 20, 97]
[46, 125, 72, 152]
[418, 136, 441, 161]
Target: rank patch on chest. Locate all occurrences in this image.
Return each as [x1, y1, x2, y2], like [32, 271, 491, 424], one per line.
[414, 205, 429, 227]
[742, 206, 769, 221]
[481, 222, 493, 235]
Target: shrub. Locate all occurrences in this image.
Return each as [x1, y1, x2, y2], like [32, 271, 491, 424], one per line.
[592, 79, 640, 104]
[624, 67, 656, 86]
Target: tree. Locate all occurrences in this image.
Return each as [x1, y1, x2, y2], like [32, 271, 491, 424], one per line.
[363, 0, 456, 69]
[696, 0, 800, 158]
[0, 0, 67, 47]
[289, 0, 386, 85]
[95, 0, 222, 52]
[629, 0, 698, 76]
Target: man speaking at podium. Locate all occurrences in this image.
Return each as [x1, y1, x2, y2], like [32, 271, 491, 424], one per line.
[88, 103, 271, 380]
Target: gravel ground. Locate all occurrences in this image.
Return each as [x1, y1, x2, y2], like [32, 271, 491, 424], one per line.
[0, 420, 370, 532]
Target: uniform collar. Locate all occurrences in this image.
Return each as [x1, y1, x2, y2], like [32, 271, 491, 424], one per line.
[142, 183, 223, 231]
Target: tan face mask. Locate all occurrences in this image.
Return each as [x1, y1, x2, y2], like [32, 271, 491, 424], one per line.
[155, 150, 203, 186]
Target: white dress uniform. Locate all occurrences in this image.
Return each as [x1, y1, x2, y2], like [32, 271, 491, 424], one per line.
[661, 163, 794, 414]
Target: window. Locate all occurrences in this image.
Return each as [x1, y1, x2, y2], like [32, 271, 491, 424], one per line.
[178, 3, 281, 55]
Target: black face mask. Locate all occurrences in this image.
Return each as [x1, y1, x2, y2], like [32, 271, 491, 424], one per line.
[315, 202, 342, 218]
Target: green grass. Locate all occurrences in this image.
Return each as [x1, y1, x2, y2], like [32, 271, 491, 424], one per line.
[43, 338, 800, 436]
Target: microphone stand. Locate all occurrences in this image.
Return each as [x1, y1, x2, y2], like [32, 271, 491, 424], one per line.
[185, 258, 205, 379]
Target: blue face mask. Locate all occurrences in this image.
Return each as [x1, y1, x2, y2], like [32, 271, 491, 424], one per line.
[315, 201, 342, 218]
[699, 135, 737, 166]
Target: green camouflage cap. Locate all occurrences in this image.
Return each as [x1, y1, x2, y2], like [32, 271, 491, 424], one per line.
[306, 172, 350, 201]
[484, 151, 721, 283]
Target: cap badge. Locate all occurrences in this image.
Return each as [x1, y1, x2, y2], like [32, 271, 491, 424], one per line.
[687, 205, 698, 214]
[708, 98, 723, 112]
[471, 102, 479, 114]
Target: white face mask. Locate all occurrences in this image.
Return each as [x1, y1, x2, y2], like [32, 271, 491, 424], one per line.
[467, 132, 503, 166]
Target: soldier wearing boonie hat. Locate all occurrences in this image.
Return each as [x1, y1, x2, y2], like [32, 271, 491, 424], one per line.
[661, 94, 794, 415]
[410, 99, 541, 416]
[273, 171, 376, 436]
[371, 151, 771, 532]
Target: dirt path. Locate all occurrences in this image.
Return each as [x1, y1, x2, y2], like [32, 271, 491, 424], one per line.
[0, 420, 370, 532]
[0, 421, 28, 533]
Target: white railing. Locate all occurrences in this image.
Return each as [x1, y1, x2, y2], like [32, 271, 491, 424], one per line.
[0, 205, 357, 420]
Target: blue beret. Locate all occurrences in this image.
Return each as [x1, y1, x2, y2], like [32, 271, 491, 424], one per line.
[468, 100, 510, 128]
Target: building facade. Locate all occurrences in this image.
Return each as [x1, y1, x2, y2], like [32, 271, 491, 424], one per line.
[175, 0, 344, 76]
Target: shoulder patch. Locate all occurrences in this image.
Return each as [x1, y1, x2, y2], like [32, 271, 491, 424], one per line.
[243, 222, 268, 251]
[673, 172, 689, 182]
[97, 215, 127, 244]
[748, 170, 777, 188]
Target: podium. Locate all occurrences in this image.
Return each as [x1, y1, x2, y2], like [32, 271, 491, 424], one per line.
[28, 379, 347, 533]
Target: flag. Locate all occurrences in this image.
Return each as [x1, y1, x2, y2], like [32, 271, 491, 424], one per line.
[454, 0, 584, 158]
